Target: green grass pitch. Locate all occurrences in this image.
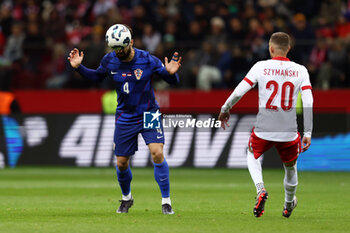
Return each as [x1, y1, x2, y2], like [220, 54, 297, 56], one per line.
[0, 167, 349, 233]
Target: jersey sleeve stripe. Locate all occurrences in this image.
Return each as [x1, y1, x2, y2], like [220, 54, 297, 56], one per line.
[243, 77, 254, 86]
[301, 86, 312, 91]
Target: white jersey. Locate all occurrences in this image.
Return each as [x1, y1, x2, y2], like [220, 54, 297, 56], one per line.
[244, 57, 312, 141]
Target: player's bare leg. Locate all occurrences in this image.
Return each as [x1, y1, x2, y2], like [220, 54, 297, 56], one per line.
[282, 159, 298, 218]
[149, 143, 174, 215]
[247, 148, 268, 217]
[116, 156, 134, 213]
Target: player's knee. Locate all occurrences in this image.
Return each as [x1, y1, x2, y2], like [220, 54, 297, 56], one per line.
[151, 150, 164, 164]
[117, 159, 129, 171]
[117, 162, 128, 171]
[284, 159, 297, 167]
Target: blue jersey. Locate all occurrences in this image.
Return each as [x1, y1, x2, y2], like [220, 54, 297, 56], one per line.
[76, 48, 179, 124]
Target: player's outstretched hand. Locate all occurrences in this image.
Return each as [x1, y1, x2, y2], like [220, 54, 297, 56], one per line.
[218, 112, 230, 130]
[68, 48, 84, 69]
[165, 52, 182, 75]
[302, 136, 311, 152]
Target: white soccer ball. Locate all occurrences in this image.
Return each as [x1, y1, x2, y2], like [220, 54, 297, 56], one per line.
[105, 24, 132, 50]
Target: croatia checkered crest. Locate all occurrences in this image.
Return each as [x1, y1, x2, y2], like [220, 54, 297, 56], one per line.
[105, 24, 131, 50]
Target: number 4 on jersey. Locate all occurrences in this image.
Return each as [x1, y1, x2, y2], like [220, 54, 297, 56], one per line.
[123, 82, 130, 94]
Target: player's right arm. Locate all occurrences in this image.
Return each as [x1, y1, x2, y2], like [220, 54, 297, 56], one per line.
[219, 64, 259, 129]
[68, 48, 107, 80]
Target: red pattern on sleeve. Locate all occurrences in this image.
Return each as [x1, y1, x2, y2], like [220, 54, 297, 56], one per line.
[301, 86, 312, 91]
[244, 77, 254, 86]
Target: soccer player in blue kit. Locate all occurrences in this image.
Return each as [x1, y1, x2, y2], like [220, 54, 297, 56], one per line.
[68, 24, 181, 214]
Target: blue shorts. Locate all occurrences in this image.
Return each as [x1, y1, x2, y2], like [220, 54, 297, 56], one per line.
[114, 122, 164, 156]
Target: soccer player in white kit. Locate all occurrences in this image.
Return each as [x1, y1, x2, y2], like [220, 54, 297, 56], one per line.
[219, 32, 313, 218]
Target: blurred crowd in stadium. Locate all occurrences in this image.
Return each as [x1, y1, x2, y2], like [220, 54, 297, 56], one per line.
[0, 0, 350, 90]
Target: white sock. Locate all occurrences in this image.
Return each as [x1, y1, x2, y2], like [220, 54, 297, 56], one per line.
[247, 149, 264, 193]
[122, 192, 132, 201]
[283, 163, 298, 203]
[162, 197, 171, 205]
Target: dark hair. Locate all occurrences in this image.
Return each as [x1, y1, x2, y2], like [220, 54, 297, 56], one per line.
[269, 32, 290, 51]
[124, 24, 133, 38]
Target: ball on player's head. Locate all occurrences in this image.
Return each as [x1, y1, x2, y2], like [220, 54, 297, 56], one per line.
[105, 24, 132, 50]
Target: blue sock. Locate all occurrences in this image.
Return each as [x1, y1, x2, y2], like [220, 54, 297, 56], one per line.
[116, 166, 132, 196]
[154, 159, 170, 198]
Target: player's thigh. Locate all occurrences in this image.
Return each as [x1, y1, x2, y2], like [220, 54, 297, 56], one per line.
[114, 123, 141, 157]
[148, 143, 164, 154]
[276, 134, 301, 164]
[249, 131, 274, 159]
[141, 125, 165, 163]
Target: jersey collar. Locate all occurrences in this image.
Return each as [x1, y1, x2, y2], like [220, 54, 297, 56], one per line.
[272, 56, 290, 61]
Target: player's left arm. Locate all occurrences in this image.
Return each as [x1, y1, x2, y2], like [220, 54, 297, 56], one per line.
[151, 53, 182, 84]
[300, 67, 313, 152]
